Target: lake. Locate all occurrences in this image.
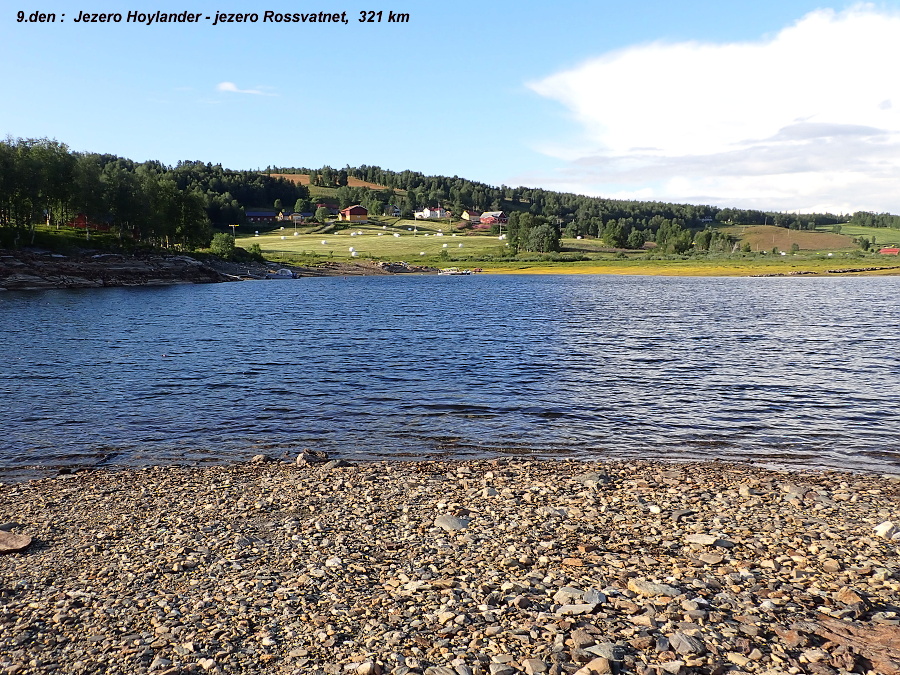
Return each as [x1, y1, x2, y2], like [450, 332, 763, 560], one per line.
[2, 274, 899, 480]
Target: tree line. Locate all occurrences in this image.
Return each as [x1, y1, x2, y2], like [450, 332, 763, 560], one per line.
[6, 137, 898, 255]
[0, 138, 308, 249]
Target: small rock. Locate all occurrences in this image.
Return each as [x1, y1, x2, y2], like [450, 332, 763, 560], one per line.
[684, 533, 718, 546]
[874, 521, 897, 539]
[553, 586, 584, 605]
[434, 514, 470, 531]
[296, 449, 328, 465]
[836, 586, 866, 606]
[0, 522, 21, 531]
[658, 661, 684, 675]
[150, 657, 172, 671]
[572, 657, 611, 675]
[822, 558, 841, 573]
[685, 533, 734, 548]
[356, 661, 382, 675]
[488, 665, 515, 675]
[669, 632, 706, 655]
[699, 553, 724, 565]
[570, 629, 595, 648]
[0, 531, 32, 553]
[671, 509, 695, 521]
[250, 454, 268, 464]
[522, 659, 547, 675]
[585, 644, 624, 661]
[627, 578, 680, 598]
[801, 648, 828, 663]
[727, 652, 750, 667]
[556, 603, 597, 616]
[197, 658, 217, 671]
[584, 588, 606, 605]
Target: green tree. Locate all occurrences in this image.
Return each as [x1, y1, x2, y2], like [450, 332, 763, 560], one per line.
[315, 206, 330, 224]
[525, 223, 560, 253]
[626, 228, 645, 249]
[210, 232, 235, 259]
[602, 220, 626, 248]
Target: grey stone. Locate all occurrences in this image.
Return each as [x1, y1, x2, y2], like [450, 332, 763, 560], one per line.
[583, 588, 607, 604]
[627, 578, 680, 597]
[586, 643, 624, 661]
[552, 586, 584, 604]
[555, 603, 597, 616]
[669, 631, 706, 655]
[434, 514, 470, 531]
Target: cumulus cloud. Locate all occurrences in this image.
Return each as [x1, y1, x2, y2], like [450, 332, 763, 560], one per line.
[216, 81, 275, 96]
[527, 5, 900, 213]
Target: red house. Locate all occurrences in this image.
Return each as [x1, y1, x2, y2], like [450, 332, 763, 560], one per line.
[245, 211, 277, 224]
[66, 213, 110, 231]
[878, 247, 900, 255]
[479, 211, 509, 225]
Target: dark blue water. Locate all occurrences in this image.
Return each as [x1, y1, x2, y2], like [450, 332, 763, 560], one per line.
[2, 274, 899, 479]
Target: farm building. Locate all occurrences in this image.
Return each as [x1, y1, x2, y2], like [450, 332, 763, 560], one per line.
[245, 211, 277, 224]
[878, 247, 900, 255]
[414, 206, 449, 220]
[66, 213, 111, 231]
[461, 210, 482, 223]
[479, 211, 509, 225]
[338, 205, 369, 223]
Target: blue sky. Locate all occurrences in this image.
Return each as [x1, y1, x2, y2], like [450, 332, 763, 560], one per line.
[3, 1, 900, 213]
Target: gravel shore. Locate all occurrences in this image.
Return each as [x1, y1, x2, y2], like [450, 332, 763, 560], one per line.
[2, 458, 899, 675]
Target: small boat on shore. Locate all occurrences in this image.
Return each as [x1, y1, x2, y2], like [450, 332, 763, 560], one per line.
[265, 268, 296, 279]
[438, 267, 472, 275]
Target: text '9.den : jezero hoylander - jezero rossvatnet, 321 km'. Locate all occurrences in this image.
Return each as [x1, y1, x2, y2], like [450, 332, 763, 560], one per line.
[16, 10, 410, 25]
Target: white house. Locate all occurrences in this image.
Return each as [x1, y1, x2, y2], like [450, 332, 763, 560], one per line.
[414, 206, 449, 220]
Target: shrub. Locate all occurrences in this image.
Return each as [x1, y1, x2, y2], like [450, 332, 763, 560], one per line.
[210, 232, 235, 260]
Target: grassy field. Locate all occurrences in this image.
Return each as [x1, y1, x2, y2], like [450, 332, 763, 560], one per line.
[270, 173, 395, 191]
[241, 219, 900, 275]
[482, 256, 900, 276]
[241, 218, 510, 262]
[815, 223, 900, 246]
[721, 225, 854, 251]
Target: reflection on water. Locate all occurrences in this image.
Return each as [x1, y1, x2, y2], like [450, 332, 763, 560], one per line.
[1, 274, 899, 479]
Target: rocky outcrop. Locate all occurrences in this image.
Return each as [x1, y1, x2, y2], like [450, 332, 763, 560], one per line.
[0, 250, 233, 291]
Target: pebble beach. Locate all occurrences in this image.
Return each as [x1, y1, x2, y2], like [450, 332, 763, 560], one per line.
[1, 457, 899, 675]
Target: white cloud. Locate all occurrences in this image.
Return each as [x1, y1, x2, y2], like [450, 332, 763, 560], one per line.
[527, 5, 900, 213]
[215, 81, 275, 96]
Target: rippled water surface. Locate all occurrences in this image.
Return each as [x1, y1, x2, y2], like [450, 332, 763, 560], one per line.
[2, 274, 899, 478]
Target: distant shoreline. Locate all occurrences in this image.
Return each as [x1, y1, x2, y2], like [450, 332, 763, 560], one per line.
[0, 250, 429, 291]
[4, 249, 900, 291]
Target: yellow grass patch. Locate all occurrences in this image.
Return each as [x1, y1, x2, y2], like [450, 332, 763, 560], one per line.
[271, 173, 394, 191]
[723, 225, 852, 251]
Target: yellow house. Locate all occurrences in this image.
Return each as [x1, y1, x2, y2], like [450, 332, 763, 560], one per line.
[339, 205, 368, 223]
